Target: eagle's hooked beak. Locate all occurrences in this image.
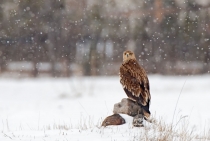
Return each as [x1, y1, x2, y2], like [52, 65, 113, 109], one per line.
[126, 53, 129, 57]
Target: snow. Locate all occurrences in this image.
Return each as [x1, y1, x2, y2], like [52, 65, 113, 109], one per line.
[0, 75, 210, 140]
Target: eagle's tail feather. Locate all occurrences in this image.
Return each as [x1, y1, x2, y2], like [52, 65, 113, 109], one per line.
[138, 101, 151, 122]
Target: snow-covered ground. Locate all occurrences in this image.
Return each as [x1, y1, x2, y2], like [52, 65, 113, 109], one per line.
[0, 75, 210, 140]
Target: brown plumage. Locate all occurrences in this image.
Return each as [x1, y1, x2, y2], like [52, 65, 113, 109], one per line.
[120, 50, 151, 120]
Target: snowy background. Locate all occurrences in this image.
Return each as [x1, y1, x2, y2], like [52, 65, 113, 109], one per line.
[1, 75, 210, 140]
[1, 0, 210, 77]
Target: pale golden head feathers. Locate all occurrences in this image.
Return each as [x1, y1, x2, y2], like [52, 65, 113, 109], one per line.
[123, 50, 136, 62]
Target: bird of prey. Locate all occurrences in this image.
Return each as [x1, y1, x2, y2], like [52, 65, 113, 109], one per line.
[119, 50, 151, 121]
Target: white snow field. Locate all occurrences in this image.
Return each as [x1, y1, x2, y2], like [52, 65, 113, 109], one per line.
[0, 75, 210, 141]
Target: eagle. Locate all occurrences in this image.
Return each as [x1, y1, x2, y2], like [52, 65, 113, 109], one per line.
[119, 50, 151, 121]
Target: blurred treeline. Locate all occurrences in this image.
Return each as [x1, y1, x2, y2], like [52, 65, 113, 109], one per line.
[0, 0, 210, 77]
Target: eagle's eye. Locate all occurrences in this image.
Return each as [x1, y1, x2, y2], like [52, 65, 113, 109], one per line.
[130, 53, 133, 55]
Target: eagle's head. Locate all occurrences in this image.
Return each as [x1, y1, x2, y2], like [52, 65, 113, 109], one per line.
[123, 50, 136, 62]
